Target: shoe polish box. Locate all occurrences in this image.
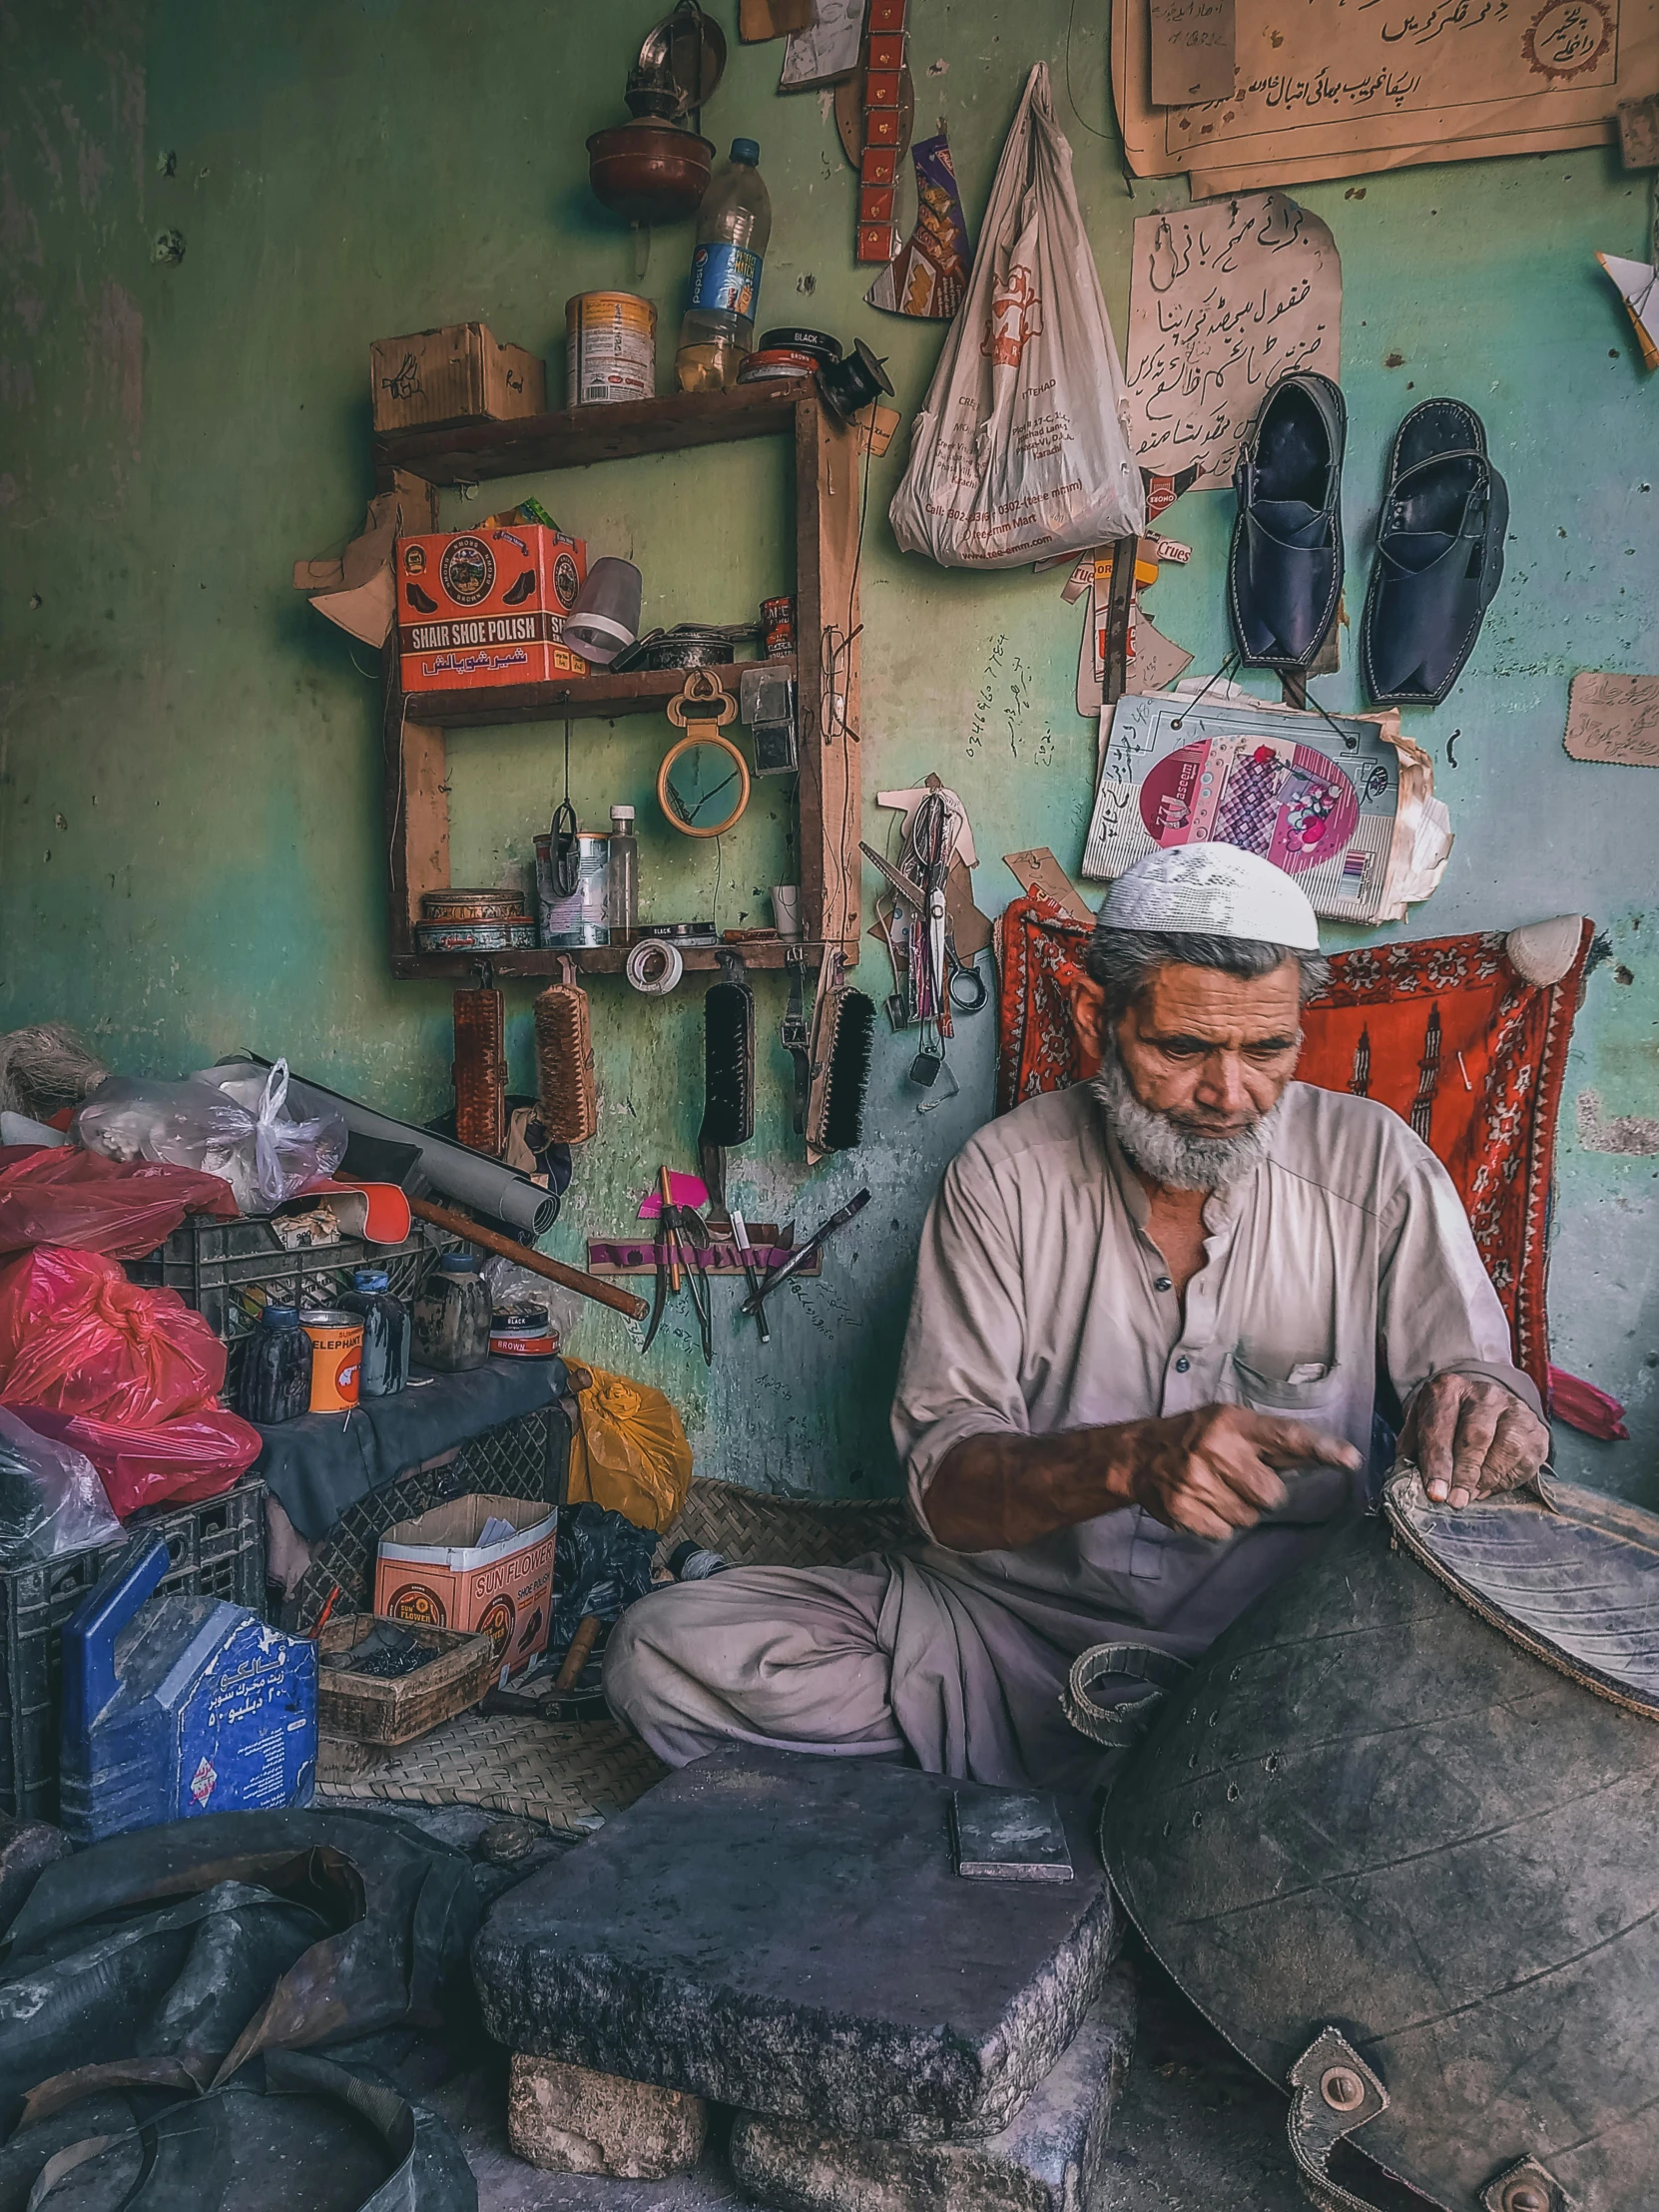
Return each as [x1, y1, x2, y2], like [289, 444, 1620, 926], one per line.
[398, 525, 589, 692]
[375, 1491, 558, 1683]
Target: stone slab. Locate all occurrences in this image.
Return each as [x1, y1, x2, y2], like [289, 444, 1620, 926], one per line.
[729, 1962, 1138, 2212]
[507, 2054, 707, 2177]
[473, 1746, 1116, 2145]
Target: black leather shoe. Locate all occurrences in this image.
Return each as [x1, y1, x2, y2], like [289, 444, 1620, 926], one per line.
[1360, 398, 1507, 706]
[1228, 372, 1346, 670]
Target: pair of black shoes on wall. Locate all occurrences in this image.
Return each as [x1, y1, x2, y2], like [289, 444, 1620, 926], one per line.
[1227, 373, 1508, 705]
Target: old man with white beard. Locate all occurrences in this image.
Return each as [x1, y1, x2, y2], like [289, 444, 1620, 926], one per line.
[605, 844, 1549, 1790]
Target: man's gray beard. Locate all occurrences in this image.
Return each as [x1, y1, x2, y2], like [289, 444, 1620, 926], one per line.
[1089, 1041, 1284, 1193]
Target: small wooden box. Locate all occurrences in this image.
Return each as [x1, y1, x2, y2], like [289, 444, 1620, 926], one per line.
[316, 1614, 497, 1748]
[371, 322, 547, 433]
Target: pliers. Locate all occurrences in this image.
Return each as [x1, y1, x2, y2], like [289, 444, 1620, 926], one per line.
[641, 1167, 713, 1365]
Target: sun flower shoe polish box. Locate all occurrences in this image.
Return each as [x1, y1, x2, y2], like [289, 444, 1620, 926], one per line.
[374, 1492, 557, 1683]
[398, 526, 589, 693]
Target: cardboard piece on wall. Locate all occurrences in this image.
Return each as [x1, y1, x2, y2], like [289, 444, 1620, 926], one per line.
[1148, 0, 1234, 106]
[1114, 0, 1659, 193]
[1596, 252, 1659, 369]
[309, 565, 396, 648]
[1563, 670, 1659, 765]
[1003, 847, 1095, 924]
[944, 857, 994, 957]
[741, 0, 814, 40]
[1125, 194, 1341, 490]
[1124, 609, 1195, 695]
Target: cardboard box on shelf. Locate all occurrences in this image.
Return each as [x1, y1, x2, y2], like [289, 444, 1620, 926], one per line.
[398, 524, 590, 692]
[375, 1491, 558, 1683]
[371, 322, 547, 433]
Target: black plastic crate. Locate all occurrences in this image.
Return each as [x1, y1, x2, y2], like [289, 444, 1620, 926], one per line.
[127, 1217, 454, 1397]
[0, 1474, 266, 1821]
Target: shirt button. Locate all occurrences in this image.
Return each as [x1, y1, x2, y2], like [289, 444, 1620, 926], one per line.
[1153, 1275, 1173, 1292]
[1174, 1355, 1191, 1374]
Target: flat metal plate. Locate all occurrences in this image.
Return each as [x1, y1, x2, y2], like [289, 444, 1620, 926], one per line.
[1385, 1468, 1659, 1718]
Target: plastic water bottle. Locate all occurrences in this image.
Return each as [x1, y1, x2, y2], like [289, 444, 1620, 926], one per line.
[675, 139, 772, 394]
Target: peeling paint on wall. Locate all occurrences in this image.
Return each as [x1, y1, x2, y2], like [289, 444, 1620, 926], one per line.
[1577, 1089, 1659, 1157]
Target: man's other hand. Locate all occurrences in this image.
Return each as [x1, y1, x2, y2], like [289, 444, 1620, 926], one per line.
[1403, 1374, 1549, 1509]
[1127, 1405, 1363, 1541]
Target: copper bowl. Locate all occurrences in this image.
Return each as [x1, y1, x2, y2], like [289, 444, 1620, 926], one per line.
[588, 121, 714, 226]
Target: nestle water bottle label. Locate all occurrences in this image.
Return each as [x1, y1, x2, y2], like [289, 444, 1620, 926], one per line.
[688, 242, 762, 318]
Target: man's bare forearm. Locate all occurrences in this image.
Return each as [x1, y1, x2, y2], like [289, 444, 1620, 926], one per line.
[921, 1426, 1140, 1552]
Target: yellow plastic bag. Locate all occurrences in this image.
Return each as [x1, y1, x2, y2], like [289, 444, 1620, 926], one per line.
[564, 1364, 693, 1534]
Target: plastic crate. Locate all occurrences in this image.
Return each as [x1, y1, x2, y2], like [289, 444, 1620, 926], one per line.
[127, 1217, 454, 1397]
[0, 1474, 266, 1822]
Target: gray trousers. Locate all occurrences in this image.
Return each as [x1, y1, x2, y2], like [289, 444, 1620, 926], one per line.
[603, 1553, 1116, 1793]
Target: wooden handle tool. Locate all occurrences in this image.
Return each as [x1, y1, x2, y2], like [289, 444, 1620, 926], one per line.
[408, 1196, 649, 1323]
[554, 1613, 603, 1692]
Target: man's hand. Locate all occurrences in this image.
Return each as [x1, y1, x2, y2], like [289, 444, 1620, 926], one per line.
[1124, 1405, 1363, 1540]
[1402, 1373, 1549, 1509]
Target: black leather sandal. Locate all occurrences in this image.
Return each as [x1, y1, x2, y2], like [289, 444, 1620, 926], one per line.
[1360, 397, 1508, 707]
[1227, 372, 1347, 671]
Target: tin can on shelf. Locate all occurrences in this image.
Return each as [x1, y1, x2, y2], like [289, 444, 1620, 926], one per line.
[298, 1309, 363, 1412]
[762, 596, 795, 660]
[489, 1304, 558, 1358]
[567, 291, 657, 407]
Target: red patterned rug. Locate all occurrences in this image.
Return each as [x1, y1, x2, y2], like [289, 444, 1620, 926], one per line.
[993, 894, 1594, 1399]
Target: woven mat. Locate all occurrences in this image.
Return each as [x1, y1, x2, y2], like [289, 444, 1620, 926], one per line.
[657, 1476, 910, 1572]
[316, 1708, 667, 1836]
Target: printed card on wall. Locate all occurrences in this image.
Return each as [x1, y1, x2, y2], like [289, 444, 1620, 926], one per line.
[1124, 191, 1341, 491]
[1080, 694, 1451, 925]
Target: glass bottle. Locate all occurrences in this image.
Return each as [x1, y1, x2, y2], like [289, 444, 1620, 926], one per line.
[607, 805, 639, 936]
[237, 1302, 312, 1425]
[674, 139, 773, 394]
[339, 1268, 410, 1397]
[412, 1253, 493, 1373]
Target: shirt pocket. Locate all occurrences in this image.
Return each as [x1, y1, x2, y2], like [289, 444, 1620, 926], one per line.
[1230, 1349, 1343, 1417]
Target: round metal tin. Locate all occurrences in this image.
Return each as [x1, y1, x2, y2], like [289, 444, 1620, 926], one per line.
[413, 919, 538, 954]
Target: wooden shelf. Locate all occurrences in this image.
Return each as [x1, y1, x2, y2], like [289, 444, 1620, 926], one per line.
[393, 938, 834, 982]
[403, 658, 791, 729]
[374, 382, 803, 488]
[381, 385, 862, 980]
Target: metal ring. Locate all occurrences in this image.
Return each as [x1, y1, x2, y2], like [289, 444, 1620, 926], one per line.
[625, 938, 684, 995]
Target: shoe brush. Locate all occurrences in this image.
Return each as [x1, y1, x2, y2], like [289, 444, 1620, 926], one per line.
[534, 956, 598, 1145]
[701, 953, 754, 1130]
[808, 955, 874, 1156]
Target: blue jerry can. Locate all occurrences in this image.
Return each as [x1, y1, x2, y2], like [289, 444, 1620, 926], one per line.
[59, 1534, 316, 1844]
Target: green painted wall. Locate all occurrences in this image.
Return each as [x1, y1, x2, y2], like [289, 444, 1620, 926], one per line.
[3, 0, 1656, 1503]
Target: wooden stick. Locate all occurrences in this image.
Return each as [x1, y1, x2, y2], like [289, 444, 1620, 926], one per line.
[408, 1196, 649, 1323]
[554, 1613, 603, 1692]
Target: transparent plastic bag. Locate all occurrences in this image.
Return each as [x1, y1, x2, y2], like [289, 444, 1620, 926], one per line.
[887, 63, 1145, 568]
[74, 1059, 346, 1214]
[480, 1256, 577, 1350]
[0, 1406, 122, 1564]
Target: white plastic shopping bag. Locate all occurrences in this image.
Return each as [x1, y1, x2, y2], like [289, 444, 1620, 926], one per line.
[888, 63, 1145, 569]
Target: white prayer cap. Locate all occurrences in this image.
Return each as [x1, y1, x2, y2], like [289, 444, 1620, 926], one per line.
[1100, 842, 1321, 951]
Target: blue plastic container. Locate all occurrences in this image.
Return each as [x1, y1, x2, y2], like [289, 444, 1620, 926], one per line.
[59, 1535, 316, 1844]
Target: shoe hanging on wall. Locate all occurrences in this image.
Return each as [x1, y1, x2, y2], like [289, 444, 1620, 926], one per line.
[1227, 371, 1347, 671]
[1360, 397, 1508, 707]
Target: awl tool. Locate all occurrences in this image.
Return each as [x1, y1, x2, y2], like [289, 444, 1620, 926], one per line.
[741, 1189, 870, 1318]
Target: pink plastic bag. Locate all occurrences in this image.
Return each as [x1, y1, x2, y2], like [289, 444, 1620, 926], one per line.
[0, 1146, 238, 1261]
[0, 1246, 227, 1424]
[10, 1404, 258, 1519]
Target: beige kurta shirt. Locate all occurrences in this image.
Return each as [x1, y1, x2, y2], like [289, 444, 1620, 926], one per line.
[890, 1079, 1538, 1660]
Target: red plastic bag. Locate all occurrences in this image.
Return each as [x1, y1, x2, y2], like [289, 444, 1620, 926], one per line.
[0, 1146, 238, 1261]
[0, 1247, 227, 1424]
[9, 1403, 258, 1519]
